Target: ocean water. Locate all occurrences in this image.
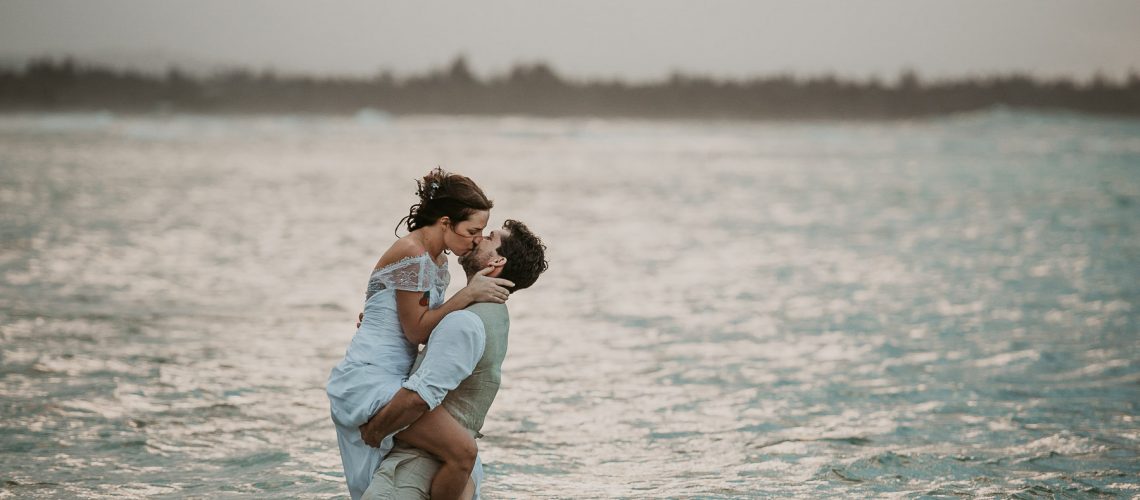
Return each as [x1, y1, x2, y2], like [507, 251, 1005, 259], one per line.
[1, 110, 1138, 498]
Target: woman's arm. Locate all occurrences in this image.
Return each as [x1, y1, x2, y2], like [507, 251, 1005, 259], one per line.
[395, 288, 472, 345]
[396, 267, 512, 345]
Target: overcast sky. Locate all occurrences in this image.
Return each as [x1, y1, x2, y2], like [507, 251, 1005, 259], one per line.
[2, 0, 1138, 81]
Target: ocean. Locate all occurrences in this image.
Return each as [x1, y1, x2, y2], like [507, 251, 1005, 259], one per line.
[1, 110, 1138, 498]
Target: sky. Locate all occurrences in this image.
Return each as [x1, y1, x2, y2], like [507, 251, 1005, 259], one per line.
[2, 0, 1138, 82]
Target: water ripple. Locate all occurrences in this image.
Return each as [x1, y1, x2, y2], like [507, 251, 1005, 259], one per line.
[1, 111, 1138, 497]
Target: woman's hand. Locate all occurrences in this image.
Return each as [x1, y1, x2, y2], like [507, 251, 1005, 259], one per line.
[462, 266, 514, 304]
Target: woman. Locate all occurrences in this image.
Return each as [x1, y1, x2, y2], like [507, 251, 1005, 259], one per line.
[327, 168, 512, 500]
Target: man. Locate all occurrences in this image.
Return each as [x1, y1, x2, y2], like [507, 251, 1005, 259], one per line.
[359, 219, 548, 500]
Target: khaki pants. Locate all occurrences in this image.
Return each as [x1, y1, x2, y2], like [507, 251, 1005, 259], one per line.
[362, 446, 482, 500]
[361, 447, 438, 500]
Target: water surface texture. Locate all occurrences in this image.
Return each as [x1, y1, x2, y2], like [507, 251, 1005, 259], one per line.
[1, 111, 1138, 498]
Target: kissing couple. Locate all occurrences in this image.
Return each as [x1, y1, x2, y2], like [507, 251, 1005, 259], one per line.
[327, 167, 549, 499]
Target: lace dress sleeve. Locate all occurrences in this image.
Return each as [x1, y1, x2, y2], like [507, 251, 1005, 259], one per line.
[367, 254, 433, 299]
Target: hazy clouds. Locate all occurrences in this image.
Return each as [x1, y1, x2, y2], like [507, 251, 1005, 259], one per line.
[2, 0, 1138, 80]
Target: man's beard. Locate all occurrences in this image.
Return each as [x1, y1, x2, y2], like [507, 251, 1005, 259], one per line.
[458, 250, 487, 277]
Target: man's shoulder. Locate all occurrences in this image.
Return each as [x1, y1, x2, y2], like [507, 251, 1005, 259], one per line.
[465, 302, 508, 318]
[464, 302, 509, 333]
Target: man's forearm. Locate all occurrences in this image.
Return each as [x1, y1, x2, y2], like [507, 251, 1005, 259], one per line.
[359, 388, 429, 447]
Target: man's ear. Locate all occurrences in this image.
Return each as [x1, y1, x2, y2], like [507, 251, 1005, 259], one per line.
[487, 256, 507, 277]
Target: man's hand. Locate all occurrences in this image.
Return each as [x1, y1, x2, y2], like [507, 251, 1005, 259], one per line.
[360, 412, 384, 448]
[359, 388, 429, 448]
[462, 266, 514, 304]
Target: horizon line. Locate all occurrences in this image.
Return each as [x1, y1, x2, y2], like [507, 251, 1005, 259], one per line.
[2, 53, 1137, 86]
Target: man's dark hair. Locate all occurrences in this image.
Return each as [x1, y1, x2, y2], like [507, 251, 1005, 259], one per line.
[497, 219, 548, 293]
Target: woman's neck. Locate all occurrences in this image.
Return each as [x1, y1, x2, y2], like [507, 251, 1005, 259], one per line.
[413, 226, 445, 259]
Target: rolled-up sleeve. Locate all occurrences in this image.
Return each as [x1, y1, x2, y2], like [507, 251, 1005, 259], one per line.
[402, 310, 486, 410]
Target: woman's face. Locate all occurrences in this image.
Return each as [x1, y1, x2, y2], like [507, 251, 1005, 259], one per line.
[443, 210, 488, 256]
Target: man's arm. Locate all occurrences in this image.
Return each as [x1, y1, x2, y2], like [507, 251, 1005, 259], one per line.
[358, 310, 487, 448]
[360, 389, 427, 447]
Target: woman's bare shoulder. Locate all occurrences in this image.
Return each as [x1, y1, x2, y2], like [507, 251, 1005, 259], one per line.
[375, 236, 427, 270]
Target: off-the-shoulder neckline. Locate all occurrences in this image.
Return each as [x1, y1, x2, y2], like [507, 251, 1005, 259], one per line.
[370, 252, 447, 275]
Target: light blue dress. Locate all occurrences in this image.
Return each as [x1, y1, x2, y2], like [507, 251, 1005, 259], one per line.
[327, 253, 449, 500]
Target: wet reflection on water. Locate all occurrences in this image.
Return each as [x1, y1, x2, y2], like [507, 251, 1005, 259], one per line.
[1, 112, 1138, 497]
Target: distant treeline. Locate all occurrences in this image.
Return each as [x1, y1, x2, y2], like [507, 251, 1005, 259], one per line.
[2, 56, 1138, 119]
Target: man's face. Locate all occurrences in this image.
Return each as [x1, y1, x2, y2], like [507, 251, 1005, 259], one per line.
[459, 226, 510, 276]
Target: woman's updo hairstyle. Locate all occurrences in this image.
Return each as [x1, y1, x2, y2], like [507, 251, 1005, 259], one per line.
[397, 167, 493, 236]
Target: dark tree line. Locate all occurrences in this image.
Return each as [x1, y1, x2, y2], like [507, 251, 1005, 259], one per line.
[1, 56, 1138, 119]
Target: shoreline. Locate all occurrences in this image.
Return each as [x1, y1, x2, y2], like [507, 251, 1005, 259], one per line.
[2, 105, 1139, 126]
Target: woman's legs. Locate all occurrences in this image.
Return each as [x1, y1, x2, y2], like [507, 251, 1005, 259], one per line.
[395, 406, 477, 500]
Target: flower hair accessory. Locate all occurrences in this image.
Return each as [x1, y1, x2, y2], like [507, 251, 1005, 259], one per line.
[429, 181, 440, 199]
